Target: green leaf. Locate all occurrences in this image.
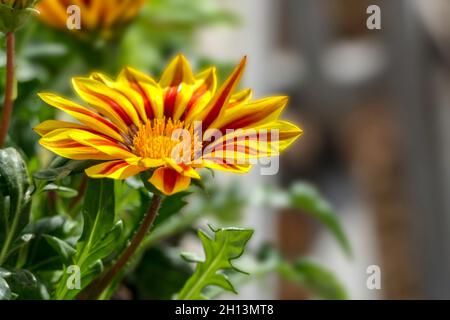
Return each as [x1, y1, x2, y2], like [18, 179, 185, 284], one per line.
[0, 268, 49, 300]
[0, 148, 32, 265]
[33, 159, 99, 181]
[80, 179, 115, 243]
[288, 183, 351, 257]
[154, 191, 191, 227]
[0, 276, 11, 300]
[130, 246, 192, 300]
[43, 235, 76, 264]
[54, 179, 120, 300]
[81, 221, 122, 269]
[177, 226, 253, 300]
[41, 184, 78, 199]
[278, 258, 348, 300]
[180, 252, 203, 263]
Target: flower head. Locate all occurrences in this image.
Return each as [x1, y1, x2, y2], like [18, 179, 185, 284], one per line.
[35, 55, 302, 195]
[36, 0, 145, 38]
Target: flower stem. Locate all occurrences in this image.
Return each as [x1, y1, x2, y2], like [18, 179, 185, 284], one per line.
[0, 32, 15, 148]
[83, 194, 162, 299]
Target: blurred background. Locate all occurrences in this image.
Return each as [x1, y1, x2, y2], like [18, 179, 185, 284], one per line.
[3, 0, 450, 300]
[196, 0, 450, 300]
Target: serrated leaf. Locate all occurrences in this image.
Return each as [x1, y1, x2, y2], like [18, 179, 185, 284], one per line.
[0, 148, 32, 265]
[177, 227, 253, 300]
[180, 252, 203, 263]
[43, 235, 76, 264]
[288, 183, 351, 257]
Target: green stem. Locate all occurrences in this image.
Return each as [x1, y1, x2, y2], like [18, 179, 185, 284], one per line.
[0, 32, 15, 148]
[82, 194, 162, 299]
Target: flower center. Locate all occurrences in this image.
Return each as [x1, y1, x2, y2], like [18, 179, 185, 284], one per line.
[132, 118, 201, 162]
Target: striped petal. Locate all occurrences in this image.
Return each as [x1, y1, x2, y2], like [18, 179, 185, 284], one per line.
[164, 158, 201, 179]
[39, 129, 115, 161]
[228, 89, 252, 108]
[202, 161, 252, 174]
[194, 57, 247, 129]
[159, 54, 196, 88]
[203, 120, 302, 162]
[34, 120, 86, 136]
[117, 67, 164, 119]
[210, 96, 288, 133]
[149, 166, 191, 195]
[72, 77, 141, 131]
[163, 83, 196, 120]
[85, 160, 146, 180]
[183, 67, 217, 122]
[67, 129, 137, 159]
[91, 72, 148, 123]
[38, 93, 124, 142]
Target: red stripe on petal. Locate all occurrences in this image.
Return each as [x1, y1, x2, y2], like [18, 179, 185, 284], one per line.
[202, 57, 246, 129]
[100, 161, 128, 175]
[164, 86, 179, 118]
[127, 73, 154, 119]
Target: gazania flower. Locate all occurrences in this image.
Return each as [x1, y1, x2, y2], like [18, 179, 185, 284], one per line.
[35, 55, 302, 195]
[36, 0, 145, 37]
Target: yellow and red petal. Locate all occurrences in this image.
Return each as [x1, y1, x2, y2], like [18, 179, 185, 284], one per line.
[67, 129, 136, 159]
[72, 77, 141, 131]
[163, 83, 196, 120]
[159, 54, 196, 88]
[228, 89, 253, 108]
[203, 120, 302, 162]
[125, 157, 165, 168]
[202, 160, 252, 174]
[39, 130, 115, 161]
[193, 56, 247, 129]
[210, 96, 288, 133]
[164, 158, 201, 179]
[38, 93, 124, 142]
[149, 166, 191, 195]
[34, 120, 86, 137]
[182, 67, 217, 122]
[85, 160, 146, 180]
[91, 72, 149, 123]
[263, 120, 303, 152]
[160, 55, 211, 120]
[117, 67, 164, 119]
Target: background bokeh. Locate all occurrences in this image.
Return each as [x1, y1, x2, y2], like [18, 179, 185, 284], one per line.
[2, 0, 449, 300]
[191, 0, 450, 300]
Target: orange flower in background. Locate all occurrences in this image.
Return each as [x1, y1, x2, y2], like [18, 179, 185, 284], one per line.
[35, 55, 302, 195]
[36, 0, 145, 36]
